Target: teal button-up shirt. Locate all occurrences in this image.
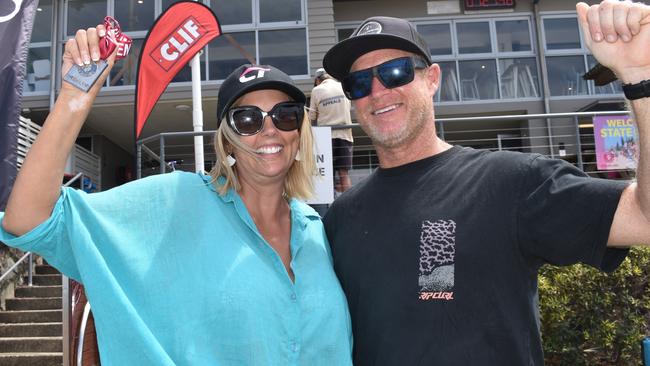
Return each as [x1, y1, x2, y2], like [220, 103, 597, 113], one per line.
[0, 172, 352, 365]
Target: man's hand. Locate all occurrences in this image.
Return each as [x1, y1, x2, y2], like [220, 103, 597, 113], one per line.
[577, 1, 650, 84]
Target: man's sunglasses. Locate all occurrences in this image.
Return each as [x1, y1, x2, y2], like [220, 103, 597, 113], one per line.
[342, 56, 428, 100]
[227, 102, 304, 136]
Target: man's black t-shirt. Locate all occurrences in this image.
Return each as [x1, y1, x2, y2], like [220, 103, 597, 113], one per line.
[324, 146, 628, 366]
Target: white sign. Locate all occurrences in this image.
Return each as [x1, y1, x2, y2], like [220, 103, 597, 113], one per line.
[307, 127, 334, 205]
[426, 1, 460, 14]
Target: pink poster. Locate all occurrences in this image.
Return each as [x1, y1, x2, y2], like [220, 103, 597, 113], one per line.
[593, 115, 638, 170]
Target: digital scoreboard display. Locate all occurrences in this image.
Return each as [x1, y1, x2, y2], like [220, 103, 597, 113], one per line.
[463, 0, 516, 11]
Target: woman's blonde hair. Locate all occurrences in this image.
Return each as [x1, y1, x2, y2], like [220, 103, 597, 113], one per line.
[210, 110, 316, 200]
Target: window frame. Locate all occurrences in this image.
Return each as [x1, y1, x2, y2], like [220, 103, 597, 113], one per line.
[541, 12, 623, 99]
[336, 14, 539, 103]
[56, 0, 309, 91]
[24, 1, 56, 96]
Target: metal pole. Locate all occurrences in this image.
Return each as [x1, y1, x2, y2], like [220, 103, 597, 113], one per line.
[27, 252, 33, 286]
[159, 135, 166, 175]
[190, 0, 205, 173]
[191, 51, 205, 173]
[136, 141, 142, 179]
[534, 0, 554, 157]
[62, 276, 70, 366]
[48, 0, 59, 110]
[574, 115, 584, 171]
[76, 303, 92, 366]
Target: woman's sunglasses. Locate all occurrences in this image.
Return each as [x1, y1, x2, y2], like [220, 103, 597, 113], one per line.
[227, 102, 304, 136]
[342, 56, 428, 100]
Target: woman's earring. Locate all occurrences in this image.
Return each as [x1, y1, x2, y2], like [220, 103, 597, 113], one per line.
[226, 154, 236, 167]
[295, 149, 301, 161]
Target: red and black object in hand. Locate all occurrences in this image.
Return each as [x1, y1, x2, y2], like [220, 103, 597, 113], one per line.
[99, 16, 132, 60]
[63, 17, 133, 92]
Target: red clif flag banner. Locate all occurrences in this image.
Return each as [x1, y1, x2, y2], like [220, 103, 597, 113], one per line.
[0, 0, 37, 210]
[135, 1, 221, 138]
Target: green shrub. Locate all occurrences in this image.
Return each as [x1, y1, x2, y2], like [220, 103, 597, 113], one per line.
[539, 247, 650, 365]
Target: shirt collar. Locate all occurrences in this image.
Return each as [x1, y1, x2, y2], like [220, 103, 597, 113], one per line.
[202, 174, 320, 225]
[200, 174, 237, 203]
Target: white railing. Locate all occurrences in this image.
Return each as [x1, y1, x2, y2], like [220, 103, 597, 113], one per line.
[0, 251, 34, 286]
[69, 145, 102, 192]
[17, 116, 42, 169]
[19, 116, 102, 191]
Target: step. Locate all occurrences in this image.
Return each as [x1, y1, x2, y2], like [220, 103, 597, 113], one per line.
[0, 337, 62, 353]
[0, 353, 62, 366]
[25, 275, 61, 286]
[15, 286, 62, 299]
[34, 266, 59, 275]
[0, 310, 62, 324]
[5, 298, 62, 311]
[0, 323, 61, 337]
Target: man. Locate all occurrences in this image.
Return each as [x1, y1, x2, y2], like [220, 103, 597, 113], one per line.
[309, 68, 354, 195]
[322, 1, 650, 365]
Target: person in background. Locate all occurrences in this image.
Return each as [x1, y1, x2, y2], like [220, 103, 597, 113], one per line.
[322, 1, 650, 365]
[309, 68, 354, 196]
[0, 24, 352, 365]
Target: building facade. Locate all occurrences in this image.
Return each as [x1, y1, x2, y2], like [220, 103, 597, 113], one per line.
[20, 0, 625, 189]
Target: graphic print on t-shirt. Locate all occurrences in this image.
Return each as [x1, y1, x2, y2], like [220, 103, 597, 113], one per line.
[418, 219, 456, 301]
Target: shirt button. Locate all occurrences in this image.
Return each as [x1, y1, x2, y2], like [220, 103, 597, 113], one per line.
[290, 342, 299, 352]
[290, 293, 297, 301]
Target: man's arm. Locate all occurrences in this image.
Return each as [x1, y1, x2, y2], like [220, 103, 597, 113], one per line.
[1, 25, 116, 236]
[577, 1, 650, 246]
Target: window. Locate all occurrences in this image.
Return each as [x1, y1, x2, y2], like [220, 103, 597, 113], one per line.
[209, 0, 308, 78]
[436, 62, 459, 102]
[543, 18, 581, 50]
[60, 0, 308, 89]
[337, 28, 355, 42]
[66, 0, 107, 36]
[546, 56, 587, 96]
[496, 20, 531, 52]
[25, 48, 52, 93]
[24, 0, 53, 93]
[418, 23, 452, 56]
[587, 55, 623, 95]
[542, 14, 621, 97]
[457, 22, 491, 54]
[109, 39, 143, 86]
[259, 29, 307, 75]
[208, 32, 256, 80]
[114, 0, 155, 32]
[211, 0, 253, 25]
[259, 0, 301, 23]
[416, 16, 538, 103]
[161, 0, 188, 12]
[31, 0, 53, 43]
[499, 58, 539, 98]
[459, 60, 498, 100]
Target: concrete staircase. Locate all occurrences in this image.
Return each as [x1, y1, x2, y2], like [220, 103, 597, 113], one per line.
[0, 264, 63, 366]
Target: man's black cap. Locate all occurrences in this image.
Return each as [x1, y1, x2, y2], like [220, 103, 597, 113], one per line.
[216, 64, 306, 126]
[323, 16, 432, 81]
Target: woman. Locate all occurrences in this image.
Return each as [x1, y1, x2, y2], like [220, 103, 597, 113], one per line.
[0, 24, 352, 365]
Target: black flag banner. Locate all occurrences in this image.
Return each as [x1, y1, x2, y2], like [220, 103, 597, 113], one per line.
[0, 0, 38, 210]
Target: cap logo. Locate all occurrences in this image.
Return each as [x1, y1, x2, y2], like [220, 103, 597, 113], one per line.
[239, 66, 271, 83]
[357, 21, 382, 36]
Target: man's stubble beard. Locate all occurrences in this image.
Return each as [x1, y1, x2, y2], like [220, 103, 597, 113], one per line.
[362, 97, 432, 150]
